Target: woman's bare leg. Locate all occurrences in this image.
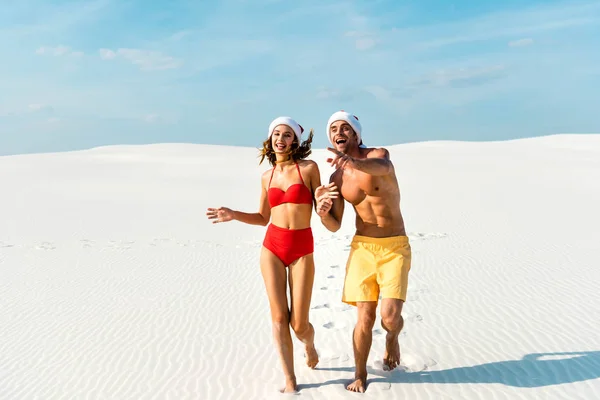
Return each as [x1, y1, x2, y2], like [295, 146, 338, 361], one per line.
[260, 247, 297, 393]
[288, 254, 319, 369]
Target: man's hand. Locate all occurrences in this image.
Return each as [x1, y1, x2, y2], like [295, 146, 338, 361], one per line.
[206, 207, 235, 224]
[326, 147, 356, 170]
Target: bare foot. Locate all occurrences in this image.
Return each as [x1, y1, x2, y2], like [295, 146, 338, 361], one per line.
[279, 377, 298, 394]
[305, 344, 319, 369]
[383, 334, 400, 371]
[346, 376, 367, 393]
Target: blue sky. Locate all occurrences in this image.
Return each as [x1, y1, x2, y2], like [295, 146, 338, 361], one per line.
[1, 0, 599, 155]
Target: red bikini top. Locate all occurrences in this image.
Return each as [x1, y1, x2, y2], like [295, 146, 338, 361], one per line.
[268, 163, 313, 208]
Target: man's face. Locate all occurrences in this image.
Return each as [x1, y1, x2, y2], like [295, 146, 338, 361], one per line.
[329, 120, 357, 153]
[271, 124, 296, 154]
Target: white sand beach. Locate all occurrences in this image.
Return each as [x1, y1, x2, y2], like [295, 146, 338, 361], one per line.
[1, 134, 600, 399]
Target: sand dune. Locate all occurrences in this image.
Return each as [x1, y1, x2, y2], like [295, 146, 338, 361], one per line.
[1, 134, 599, 399]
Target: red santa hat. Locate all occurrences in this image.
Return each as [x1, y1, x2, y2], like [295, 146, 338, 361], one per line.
[326, 110, 365, 148]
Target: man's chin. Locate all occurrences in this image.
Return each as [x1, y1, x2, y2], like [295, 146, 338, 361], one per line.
[334, 144, 349, 153]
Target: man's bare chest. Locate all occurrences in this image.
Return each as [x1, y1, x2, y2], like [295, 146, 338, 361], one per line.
[338, 171, 383, 204]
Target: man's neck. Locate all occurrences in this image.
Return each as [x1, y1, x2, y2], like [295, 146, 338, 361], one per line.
[345, 145, 362, 159]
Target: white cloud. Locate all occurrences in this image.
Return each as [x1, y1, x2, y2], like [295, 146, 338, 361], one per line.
[355, 38, 377, 50]
[168, 30, 193, 41]
[408, 2, 600, 49]
[99, 48, 116, 60]
[28, 103, 54, 112]
[142, 113, 159, 123]
[345, 31, 378, 51]
[36, 45, 84, 57]
[412, 65, 508, 88]
[509, 38, 534, 47]
[118, 49, 182, 70]
[98, 48, 182, 70]
[316, 88, 339, 99]
[3, 0, 114, 38]
[36, 45, 70, 56]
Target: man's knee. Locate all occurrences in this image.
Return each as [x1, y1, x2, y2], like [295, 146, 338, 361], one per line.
[381, 300, 404, 331]
[357, 303, 377, 331]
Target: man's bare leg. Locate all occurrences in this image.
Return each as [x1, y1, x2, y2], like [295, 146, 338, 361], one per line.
[260, 248, 297, 393]
[347, 301, 377, 393]
[380, 298, 404, 371]
[289, 254, 319, 369]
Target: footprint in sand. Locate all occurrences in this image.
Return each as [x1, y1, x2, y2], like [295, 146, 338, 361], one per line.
[311, 303, 330, 310]
[150, 238, 172, 247]
[409, 232, 448, 241]
[330, 265, 340, 269]
[323, 322, 335, 329]
[0, 241, 14, 248]
[372, 354, 438, 373]
[108, 240, 134, 250]
[373, 329, 384, 336]
[35, 242, 56, 250]
[80, 239, 94, 248]
[327, 275, 335, 279]
[320, 286, 328, 290]
[334, 304, 353, 312]
[399, 354, 438, 373]
[407, 287, 430, 301]
[408, 314, 424, 323]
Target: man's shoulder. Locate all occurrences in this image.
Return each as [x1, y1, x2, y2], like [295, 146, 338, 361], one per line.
[364, 146, 390, 159]
[329, 167, 343, 183]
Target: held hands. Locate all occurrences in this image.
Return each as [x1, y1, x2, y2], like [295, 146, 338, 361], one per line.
[314, 182, 339, 217]
[206, 207, 235, 224]
[326, 147, 356, 170]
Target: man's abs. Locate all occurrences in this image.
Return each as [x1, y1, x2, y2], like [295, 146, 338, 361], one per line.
[353, 199, 406, 237]
[337, 168, 406, 237]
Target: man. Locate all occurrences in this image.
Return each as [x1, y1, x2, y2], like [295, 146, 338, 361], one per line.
[315, 110, 412, 393]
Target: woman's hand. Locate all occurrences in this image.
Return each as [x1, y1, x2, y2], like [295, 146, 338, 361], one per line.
[314, 182, 339, 217]
[206, 207, 235, 224]
[315, 182, 339, 201]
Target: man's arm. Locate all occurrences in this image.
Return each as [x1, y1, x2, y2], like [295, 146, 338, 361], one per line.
[326, 147, 392, 176]
[352, 147, 392, 176]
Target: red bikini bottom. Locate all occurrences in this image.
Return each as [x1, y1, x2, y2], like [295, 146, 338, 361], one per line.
[263, 224, 314, 266]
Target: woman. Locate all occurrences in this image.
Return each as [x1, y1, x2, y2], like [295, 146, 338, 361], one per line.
[206, 116, 333, 394]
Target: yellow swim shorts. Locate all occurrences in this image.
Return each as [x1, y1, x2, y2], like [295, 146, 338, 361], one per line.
[341, 235, 412, 306]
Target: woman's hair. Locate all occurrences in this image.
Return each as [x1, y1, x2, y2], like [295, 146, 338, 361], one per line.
[259, 129, 314, 166]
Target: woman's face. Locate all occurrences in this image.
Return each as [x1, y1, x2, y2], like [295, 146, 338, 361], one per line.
[271, 124, 296, 154]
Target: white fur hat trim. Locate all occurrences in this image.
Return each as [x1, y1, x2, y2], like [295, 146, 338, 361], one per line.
[268, 116, 303, 142]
